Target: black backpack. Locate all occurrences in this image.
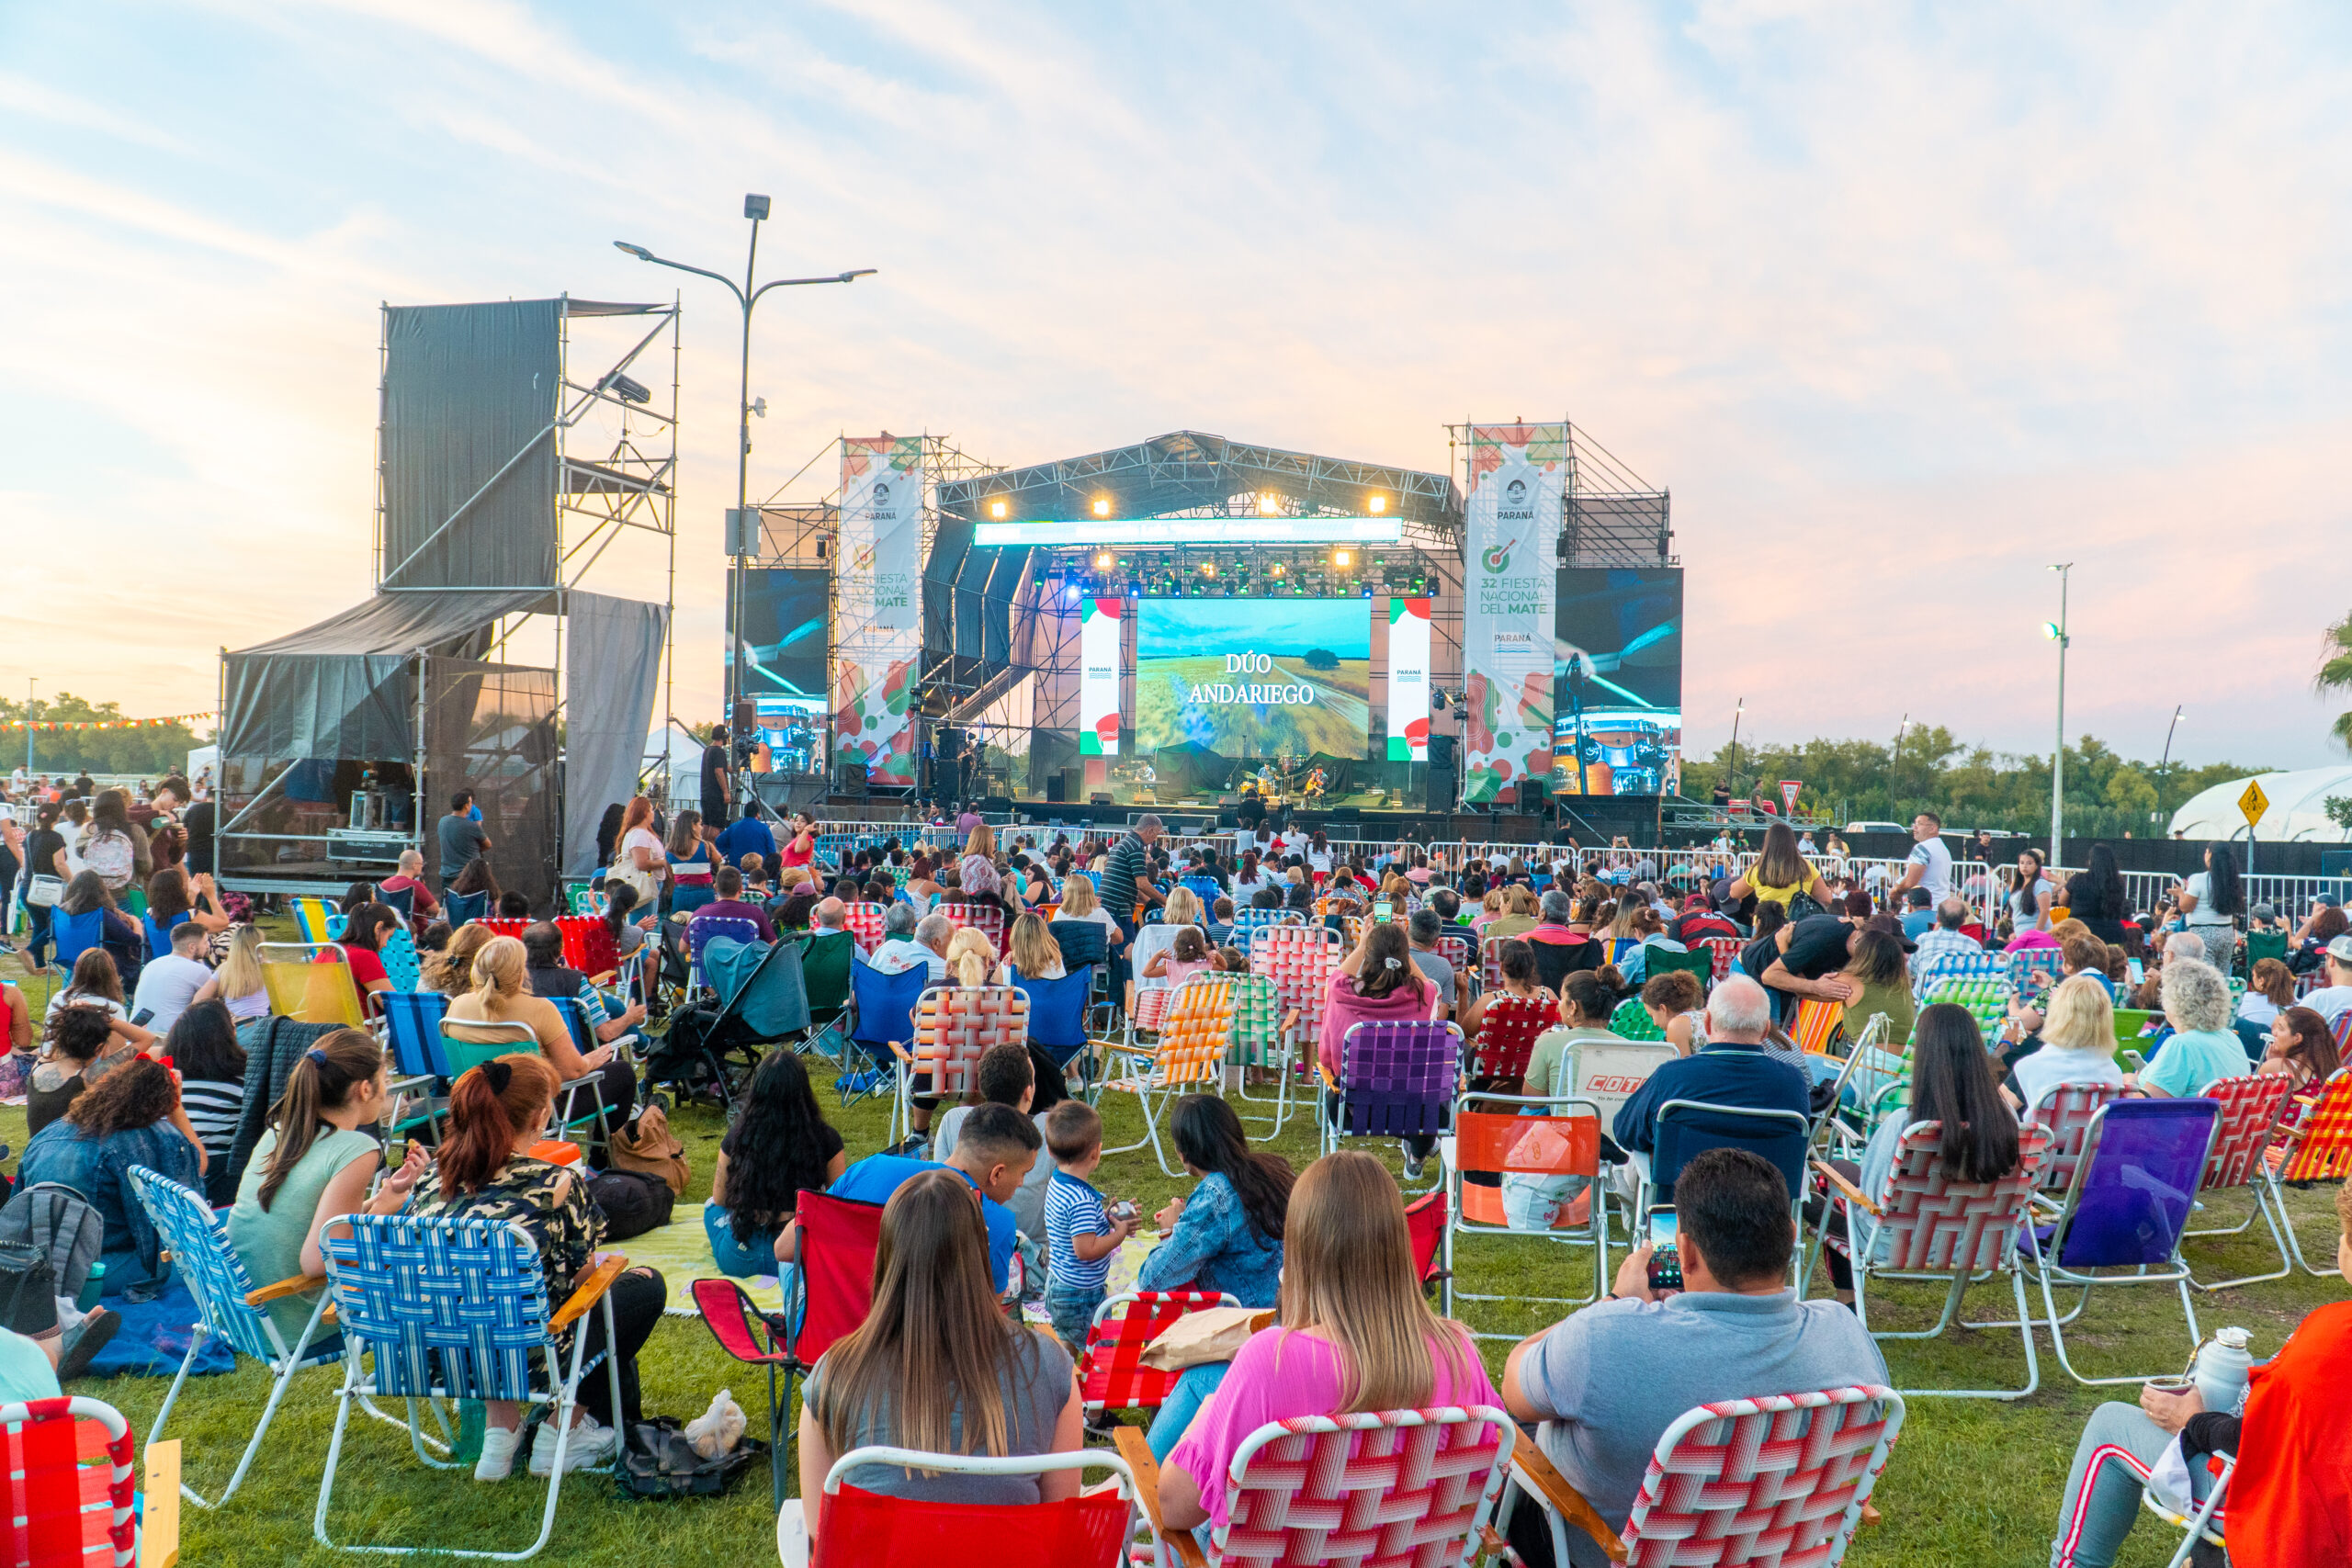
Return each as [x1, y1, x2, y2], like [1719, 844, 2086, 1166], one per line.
[0, 1182, 103, 1303]
[587, 1169, 674, 1241]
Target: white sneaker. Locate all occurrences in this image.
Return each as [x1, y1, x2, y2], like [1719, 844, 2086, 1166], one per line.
[474, 1425, 524, 1482]
[528, 1412, 617, 1476]
[1401, 1146, 1427, 1182]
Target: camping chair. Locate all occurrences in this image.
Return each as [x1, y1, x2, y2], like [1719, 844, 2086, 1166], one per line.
[2019, 1081, 2129, 1203]
[1560, 1036, 1677, 1141]
[1497, 1386, 1903, 1568]
[1641, 943, 1713, 993]
[1466, 995, 1558, 1093]
[1250, 925, 1340, 1099]
[797, 930, 854, 1027]
[937, 900, 1005, 951]
[378, 884, 414, 922]
[1320, 1021, 1462, 1187]
[2015, 1097, 2222, 1387]
[1792, 996, 1846, 1056]
[2246, 1065, 2352, 1276]
[1076, 1291, 1242, 1423]
[129, 1165, 428, 1511]
[143, 913, 181, 962]
[1181, 874, 1223, 906]
[840, 901, 889, 956]
[50, 906, 104, 971]
[1803, 1124, 2052, 1399]
[442, 890, 489, 927]
[435, 1020, 557, 1116]
[1047, 920, 1114, 1032]
[843, 960, 930, 1134]
[1479, 936, 1510, 994]
[686, 914, 762, 994]
[379, 927, 422, 992]
[291, 897, 339, 945]
[313, 1213, 626, 1560]
[1102, 977, 1233, 1177]
[373, 990, 448, 1145]
[259, 942, 367, 1029]
[1442, 1089, 1609, 1337]
[0, 1396, 139, 1568]
[1224, 973, 1299, 1134]
[2184, 1072, 2298, 1292]
[779, 1447, 1147, 1568]
[1116, 1404, 1517, 1568]
[1014, 968, 1096, 1085]
[1609, 996, 1664, 1041]
[914, 985, 1031, 1110]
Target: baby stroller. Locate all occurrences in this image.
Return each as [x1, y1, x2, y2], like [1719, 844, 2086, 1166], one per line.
[643, 935, 809, 1108]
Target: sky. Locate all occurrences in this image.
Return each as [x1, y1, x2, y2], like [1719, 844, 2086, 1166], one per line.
[6, 0, 2351, 772]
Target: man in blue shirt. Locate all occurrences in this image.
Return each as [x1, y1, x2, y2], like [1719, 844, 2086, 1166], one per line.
[716, 804, 778, 871]
[1614, 975, 1811, 1199]
[827, 1103, 1040, 1294]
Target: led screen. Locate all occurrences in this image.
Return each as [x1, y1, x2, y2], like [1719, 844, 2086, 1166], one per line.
[1553, 568, 1683, 796]
[1134, 599, 1371, 759]
[726, 567, 831, 703]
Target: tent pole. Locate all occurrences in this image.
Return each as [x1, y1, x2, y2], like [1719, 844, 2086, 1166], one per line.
[414, 647, 431, 885]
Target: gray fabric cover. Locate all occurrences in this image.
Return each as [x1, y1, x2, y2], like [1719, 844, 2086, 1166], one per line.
[562, 591, 669, 878]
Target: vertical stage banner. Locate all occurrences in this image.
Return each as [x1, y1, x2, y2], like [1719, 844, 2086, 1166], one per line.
[1385, 597, 1431, 761]
[1461, 423, 1564, 803]
[1079, 597, 1123, 759]
[832, 434, 924, 785]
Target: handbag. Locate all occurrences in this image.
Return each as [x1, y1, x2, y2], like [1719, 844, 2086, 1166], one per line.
[608, 1103, 690, 1197]
[25, 874, 62, 908]
[587, 1169, 675, 1240]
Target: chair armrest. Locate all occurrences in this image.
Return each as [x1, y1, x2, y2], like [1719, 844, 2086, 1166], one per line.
[1114, 1427, 1209, 1568]
[246, 1272, 329, 1307]
[888, 1041, 917, 1065]
[1510, 1441, 1627, 1562]
[1282, 1008, 1302, 1034]
[1809, 1157, 1879, 1217]
[1317, 1062, 1338, 1092]
[549, 1255, 628, 1333]
[590, 970, 616, 986]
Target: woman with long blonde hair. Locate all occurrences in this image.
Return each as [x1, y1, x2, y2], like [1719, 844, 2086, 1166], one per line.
[445, 936, 634, 1132]
[1007, 912, 1065, 980]
[194, 923, 271, 1021]
[1151, 1152, 1496, 1533]
[944, 926, 1003, 987]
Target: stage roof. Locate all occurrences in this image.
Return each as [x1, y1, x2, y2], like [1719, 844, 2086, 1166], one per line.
[935, 431, 1461, 532]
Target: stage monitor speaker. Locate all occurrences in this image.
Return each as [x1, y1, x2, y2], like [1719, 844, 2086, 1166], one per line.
[1427, 733, 1456, 768]
[1046, 772, 1066, 804]
[732, 697, 757, 736]
[1090, 792, 1114, 806]
[833, 761, 868, 798]
[1426, 767, 1457, 811]
[938, 728, 964, 761]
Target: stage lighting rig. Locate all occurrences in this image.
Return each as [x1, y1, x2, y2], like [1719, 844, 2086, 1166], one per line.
[989, 498, 1010, 519]
[1332, 548, 1353, 568]
[1091, 497, 1112, 517]
[1367, 494, 1387, 513]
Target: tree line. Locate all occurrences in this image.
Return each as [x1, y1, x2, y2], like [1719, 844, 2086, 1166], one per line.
[0, 694, 209, 779]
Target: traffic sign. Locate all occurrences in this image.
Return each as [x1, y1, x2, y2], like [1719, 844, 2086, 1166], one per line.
[2238, 778, 2268, 829]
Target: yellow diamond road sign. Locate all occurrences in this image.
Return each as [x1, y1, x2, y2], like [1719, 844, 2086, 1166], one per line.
[2238, 778, 2268, 829]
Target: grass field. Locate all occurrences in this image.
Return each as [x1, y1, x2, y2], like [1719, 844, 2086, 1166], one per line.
[4, 933, 2338, 1566]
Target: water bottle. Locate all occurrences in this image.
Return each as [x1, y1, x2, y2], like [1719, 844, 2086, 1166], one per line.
[2192, 1326, 2255, 1414]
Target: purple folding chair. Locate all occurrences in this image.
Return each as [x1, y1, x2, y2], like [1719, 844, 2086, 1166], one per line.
[1321, 1020, 1462, 1187]
[2013, 1097, 2222, 1387]
[687, 914, 762, 992]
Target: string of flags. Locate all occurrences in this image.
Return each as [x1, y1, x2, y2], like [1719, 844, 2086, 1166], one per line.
[5, 711, 215, 733]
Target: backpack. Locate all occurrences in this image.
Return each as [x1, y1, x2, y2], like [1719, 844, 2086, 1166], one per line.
[0, 1182, 104, 1303]
[588, 1169, 675, 1241]
[608, 1104, 690, 1197]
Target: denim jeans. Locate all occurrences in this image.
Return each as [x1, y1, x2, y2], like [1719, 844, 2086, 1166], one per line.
[1045, 1285, 1104, 1357]
[702, 1203, 779, 1279]
[1147, 1360, 1232, 1461]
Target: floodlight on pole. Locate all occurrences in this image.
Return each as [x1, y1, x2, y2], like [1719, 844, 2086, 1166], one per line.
[2046, 563, 2073, 858]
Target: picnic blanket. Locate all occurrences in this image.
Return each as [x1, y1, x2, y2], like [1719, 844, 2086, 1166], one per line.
[83, 1281, 238, 1379]
[625, 1202, 789, 1318]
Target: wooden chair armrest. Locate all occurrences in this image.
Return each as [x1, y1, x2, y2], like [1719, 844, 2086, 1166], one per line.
[246, 1272, 329, 1307]
[549, 1254, 628, 1333]
[1809, 1157, 1879, 1216]
[888, 1040, 917, 1065]
[589, 969, 617, 987]
[1317, 1062, 1339, 1092]
[1114, 1427, 1209, 1568]
[1510, 1441, 1627, 1562]
[1860, 1500, 1883, 1527]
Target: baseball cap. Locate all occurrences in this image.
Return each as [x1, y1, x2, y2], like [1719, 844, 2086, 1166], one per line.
[2328, 934, 2352, 965]
[2251, 901, 2276, 920]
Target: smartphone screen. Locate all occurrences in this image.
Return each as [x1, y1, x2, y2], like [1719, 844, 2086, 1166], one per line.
[1374, 900, 1393, 921]
[1646, 1207, 1682, 1292]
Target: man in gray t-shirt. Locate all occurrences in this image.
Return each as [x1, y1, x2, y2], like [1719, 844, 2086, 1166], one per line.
[1406, 909, 1455, 1018]
[1501, 1149, 1886, 1567]
[436, 789, 492, 880]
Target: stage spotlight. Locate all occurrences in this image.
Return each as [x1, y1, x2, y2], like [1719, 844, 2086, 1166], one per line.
[1065, 583, 1081, 602]
[1091, 497, 1112, 517]
[1258, 492, 1281, 515]
[1368, 494, 1387, 513]
[1333, 548, 1353, 568]
[989, 498, 1009, 519]
[597, 371, 651, 404]
[1094, 551, 1114, 570]
[1270, 562, 1285, 578]
[1202, 560, 1216, 578]
[1432, 691, 1449, 713]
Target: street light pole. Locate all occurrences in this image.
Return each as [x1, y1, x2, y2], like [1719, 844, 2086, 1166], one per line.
[614, 201, 876, 748]
[1726, 697, 1745, 805]
[2044, 564, 2073, 861]
[2157, 705, 2184, 827]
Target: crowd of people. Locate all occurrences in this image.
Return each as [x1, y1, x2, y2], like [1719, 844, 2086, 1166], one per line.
[1, 774, 2348, 1562]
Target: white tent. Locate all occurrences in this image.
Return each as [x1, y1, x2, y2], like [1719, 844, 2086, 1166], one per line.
[2168, 765, 2352, 842]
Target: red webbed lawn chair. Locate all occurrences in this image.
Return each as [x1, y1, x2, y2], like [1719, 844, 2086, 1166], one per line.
[1077, 1292, 1241, 1423]
[779, 1447, 1150, 1568]
[690, 1190, 884, 1510]
[0, 1396, 138, 1568]
[2185, 1072, 2297, 1292]
[1466, 994, 1558, 1092]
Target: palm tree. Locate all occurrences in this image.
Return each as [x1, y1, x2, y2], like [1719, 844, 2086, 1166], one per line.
[2322, 615, 2352, 751]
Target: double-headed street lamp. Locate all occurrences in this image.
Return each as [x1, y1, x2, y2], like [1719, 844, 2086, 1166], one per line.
[2043, 563, 2073, 858]
[615, 195, 875, 735]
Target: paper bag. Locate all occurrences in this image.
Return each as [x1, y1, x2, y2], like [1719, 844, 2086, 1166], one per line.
[1139, 1306, 1274, 1371]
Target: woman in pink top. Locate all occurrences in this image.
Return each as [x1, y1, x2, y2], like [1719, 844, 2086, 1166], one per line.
[1317, 923, 1439, 1080]
[1152, 1151, 1501, 1542]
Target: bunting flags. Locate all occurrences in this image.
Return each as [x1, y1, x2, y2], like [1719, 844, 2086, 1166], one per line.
[5, 711, 214, 732]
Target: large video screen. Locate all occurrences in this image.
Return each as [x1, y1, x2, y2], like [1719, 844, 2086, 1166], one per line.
[726, 567, 831, 703]
[1553, 567, 1683, 796]
[1135, 598, 1370, 759]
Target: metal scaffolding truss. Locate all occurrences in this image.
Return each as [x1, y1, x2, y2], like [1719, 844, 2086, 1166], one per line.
[1563, 424, 1673, 568]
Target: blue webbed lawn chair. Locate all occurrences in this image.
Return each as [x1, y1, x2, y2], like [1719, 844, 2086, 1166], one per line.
[379, 927, 421, 992]
[130, 1167, 432, 1511]
[686, 914, 761, 993]
[1015, 967, 1096, 1089]
[144, 913, 184, 961]
[442, 890, 489, 927]
[844, 960, 929, 1139]
[1180, 875, 1223, 907]
[314, 1213, 624, 1560]
[377, 991, 449, 1144]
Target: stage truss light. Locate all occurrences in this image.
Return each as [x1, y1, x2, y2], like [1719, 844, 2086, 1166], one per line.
[989, 498, 1009, 520]
[1094, 550, 1114, 571]
[1332, 548, 1352, 569]
[1201, 560, 1216, 578]
[1091, 497, 1112, 517]
[1367, 494, 1387, 513]
[1257, 492, 1281, 515]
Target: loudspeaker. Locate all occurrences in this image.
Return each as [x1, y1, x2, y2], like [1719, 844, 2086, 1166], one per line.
[1427, 733, 1456, 768]
[1046, 772, 1067, 804]
[937, 728, 964, 761]
[1427, 766, 1457, 811]
[1518, 780, 1548, 816]
[732, 697, 757, 736]
[833, 761, 868, 798]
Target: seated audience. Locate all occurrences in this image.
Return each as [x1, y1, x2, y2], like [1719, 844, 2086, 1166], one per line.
[1501, 1147, 1887, 1567]
[168, 999, 249, 1206]
[28, 995, 153, 1135]
[2007, 975, 2128, 1112]
[1839, 926, 1916, 1049]
[2257, 1005, 2338, 1096]
[1322, 923, 1443, 1179]
[445, 935, 635, 1135]
[1136, 1095, 1293, 1308]
[18, 1057, 203, 1298]
[1007, 912, 1065, 980]
[521, 921, 646, 1044]
[1407, 909, 1456, 1019]
[2135, 960, 2245, 1099]
[1746, 909, 1861, 1023]
[326, 901, 401, 1018]
[424, 921, 495, 996]
[2294, 933, 2352, 1026]
[690, 864, 776, 943]
[706, 1050, 846, 1277]
[871, 907, 951, 986]
[131, 920, 217, 1037]
[1521, 972, 1625, 1100]
[828, 1102, 1040, 1293]
[1612, 975, 1810, 1195]
[191, 923, 270, 1021]
[379, 848, 439, 920]
[407, 1054, 666, 1482]
[1640, 968, 1707, 1056]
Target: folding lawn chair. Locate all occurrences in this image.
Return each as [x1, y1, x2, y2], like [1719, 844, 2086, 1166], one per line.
[1478, 935, 1510, 995]
[443, 1016, 610, 1160]
[1649, 1099, 1812, 1211]
[1320, 1020, 1461, 1186]
[1701, 935, 1744, 983]
[0, 1395, 139, 1568]
[840, 901, 889, 956]
[1076, 1291, 1241, 1423]
[1250, 924, 1340, 1099]
[843, 960, 929, 1135]
[1442, 1089, 1608, 1337]
[914, 985, 1030, 1108]
[687, 914, 762, 994]
[1497, 1386, 1902, 1568]
[2245, 1065, 2352, 1276]
[1101, 977, 1233, 1177]
[2020, 1080, 2129, 1203]
[1223, 972, 1298, 1134]
[375, 990, 449, 1145]
[1015, 967, 1096, 1087]
[1804, 1123, 2052, 1399]
[260, 942, 367, 1029]
[690, 1190, 885, 1513]
[379, 926, 421, 992]
[779, 1446, 1147, 1568]
[1466, 995, 1557, 1092]
[937, 899, 1005, 951]
[2184, 1072, 2297, 1292]
[1609, 995, 1663, 1042]
[1117, 1404, 1517, 1568]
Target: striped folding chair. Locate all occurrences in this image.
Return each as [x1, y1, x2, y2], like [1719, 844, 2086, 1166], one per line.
[1076, 1291, 1241, 1422]
[1701, 935, 1744, 983]
[2251, 1066, 2352, 1276]
[1465, 995, 1558, 1092]
[913, 985, 1030, 1108]
[1804, 1124, 2052, 1399]
[937, 900, 1005, 952]
[0, 1396, 139, 1568]
[1498, 1386, 1903, 1568]
[1251, 925, 1340, 1081]
[1321, 1020, 1462, 1187]
[292, 897, 341, 945]
[2019, 1080, 2128, 1203]
[1434, 931, 1473, 980]
[1444, 1089, 1610, 1336]
[554, 915, 616, 982]
[840, 901, 890, 956]
[1792, 996, 1846, 1056]
[1102, 977, 1234, 1177]
[315, 1213, 628, 1560]
[478, 917, 529, 943]
[130, 1165, 420, 1511]
[1479, 936, 1510, 994]
[2185, 1073, 2298, 1292]
[1119, 1406, 1516, 1568]
[781, 1447, 1149, 1568]
[1224, 973, 1300, 1134]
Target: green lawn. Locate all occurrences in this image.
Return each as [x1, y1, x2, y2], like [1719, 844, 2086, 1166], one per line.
[4, 941, 2336, 1566]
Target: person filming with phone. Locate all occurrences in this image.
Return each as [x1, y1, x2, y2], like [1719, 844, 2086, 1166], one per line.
[1498, 1147, 1887, 1567]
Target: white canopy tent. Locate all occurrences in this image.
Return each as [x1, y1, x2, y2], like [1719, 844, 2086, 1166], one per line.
[2168, 765, 2352, 842]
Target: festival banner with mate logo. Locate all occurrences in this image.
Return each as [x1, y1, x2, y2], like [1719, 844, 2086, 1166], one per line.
[831, 434, 924, 785]
[1460, 423, 1564, 803]
[1385, 596, 1431, 761]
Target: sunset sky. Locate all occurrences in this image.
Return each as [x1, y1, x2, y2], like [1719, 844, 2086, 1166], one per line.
[6, 1, 2350, 770]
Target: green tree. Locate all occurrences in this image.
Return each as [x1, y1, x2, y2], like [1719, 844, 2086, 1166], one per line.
[2319, 613, 2352, 752]
[0, 694, 209, 778]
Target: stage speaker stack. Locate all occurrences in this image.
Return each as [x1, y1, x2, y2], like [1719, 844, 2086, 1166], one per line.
[1519, 779, 1548, 816]
[834, 761, 868, 798]
[1427, 734, 1457, 811]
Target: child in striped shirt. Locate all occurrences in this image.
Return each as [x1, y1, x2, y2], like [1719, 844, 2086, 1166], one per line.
[1041, 1100, 1136, 1353]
